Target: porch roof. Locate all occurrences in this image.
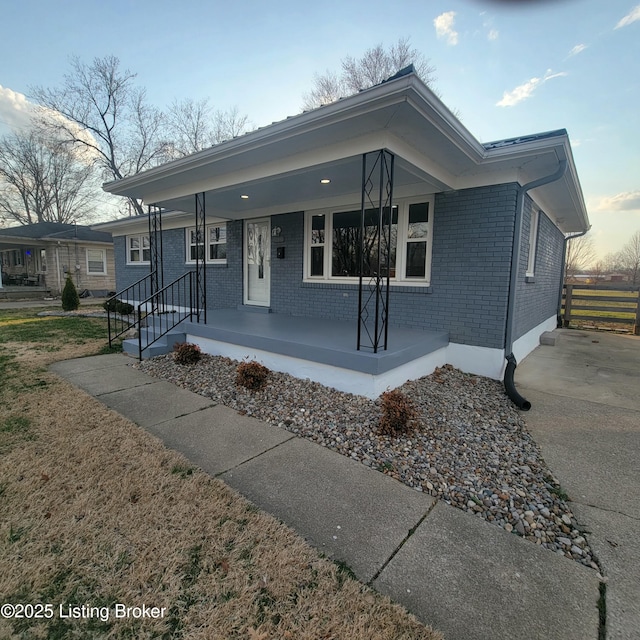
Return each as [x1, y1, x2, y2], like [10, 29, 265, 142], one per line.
[103, 71, 589, 234]
[0, 222, 113, 252]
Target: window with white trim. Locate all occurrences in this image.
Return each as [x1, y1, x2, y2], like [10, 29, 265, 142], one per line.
[86, 248, 107, 275]
[304, 198, 433, 284]
[127, 234, 150, 264]
[186, 224, 227, 264]
[527, 209, 539, 277]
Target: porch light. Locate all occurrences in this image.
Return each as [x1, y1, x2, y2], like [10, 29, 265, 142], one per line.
[320, 179, 331, 184]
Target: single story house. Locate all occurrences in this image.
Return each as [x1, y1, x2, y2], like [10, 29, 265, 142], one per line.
[0, 222, 115, 296]
[99, 67, 589, 400]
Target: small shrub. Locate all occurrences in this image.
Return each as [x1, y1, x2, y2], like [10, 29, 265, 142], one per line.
[236, 360, 270, 390]
[103, 299, 135, 315]
[173, 342, 201, 365]
[116, 301, 134, 315]
[379, 389, 417, 435]
[61, 276, 80, 311]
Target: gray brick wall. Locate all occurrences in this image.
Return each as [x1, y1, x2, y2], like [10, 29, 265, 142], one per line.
[513, 196, 564, 339]
[113, 221, 243, 309]
[268, 184, 518, 349]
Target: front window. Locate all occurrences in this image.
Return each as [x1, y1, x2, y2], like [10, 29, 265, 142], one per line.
[86, 249, 106, 275]
[208, 225, 227, 261]
[305, 198, 433, 284]
[331, 207, 397, 277]
[405, 203, 429, 278]
[186, 224, 227, 264]
[127, 235, 150, 264]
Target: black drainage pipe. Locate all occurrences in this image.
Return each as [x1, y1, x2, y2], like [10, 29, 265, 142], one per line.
[504, 353, 531, 411]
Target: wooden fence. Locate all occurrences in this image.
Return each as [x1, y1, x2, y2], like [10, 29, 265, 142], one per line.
[562, 284, 640, 335]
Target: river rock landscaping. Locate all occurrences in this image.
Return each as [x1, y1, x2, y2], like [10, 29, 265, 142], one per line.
[135, 354, 597, 569]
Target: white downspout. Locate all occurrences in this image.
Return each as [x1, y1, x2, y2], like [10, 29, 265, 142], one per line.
[55, 246, 62, 294]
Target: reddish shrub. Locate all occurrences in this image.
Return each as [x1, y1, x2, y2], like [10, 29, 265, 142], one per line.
[379, 389, 417, 435]
[236, 360, 270, 390]
[173, 342, 201, 365]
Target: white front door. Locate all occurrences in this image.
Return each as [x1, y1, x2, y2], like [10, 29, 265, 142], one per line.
[244, 218, 270, 306]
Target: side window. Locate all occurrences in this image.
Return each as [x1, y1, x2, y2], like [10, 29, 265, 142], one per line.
[128, 235, 150, 264]
[87, 249, 106, 274]
[527, 210, 539, 276]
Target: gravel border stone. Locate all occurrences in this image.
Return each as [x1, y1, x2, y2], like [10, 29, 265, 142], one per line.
[135, 353, 598, 569]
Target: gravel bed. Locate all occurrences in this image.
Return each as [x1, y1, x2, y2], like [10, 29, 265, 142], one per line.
[135, 354, 597, 569]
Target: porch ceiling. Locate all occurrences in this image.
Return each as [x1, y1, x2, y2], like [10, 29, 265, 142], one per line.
[148, 154, 447, 219]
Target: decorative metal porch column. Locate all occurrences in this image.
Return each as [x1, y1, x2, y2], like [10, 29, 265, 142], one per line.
[194, 192, 207, 323]
[357, 150, 395, 352]
[148, 204, 163, 301]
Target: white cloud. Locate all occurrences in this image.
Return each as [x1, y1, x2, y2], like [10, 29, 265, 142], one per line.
[487, 28, 499, 41]
[0, 85, 99, 165]
[0, 85, 35, 133]
[568, 43, 587, 57]
[434, 11, 459, 45]
[615, 4, 640, 28]
[595, 191, 640, 212]
[496, 69, 567, 107]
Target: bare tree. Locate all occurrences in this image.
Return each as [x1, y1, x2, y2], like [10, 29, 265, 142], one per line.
[618, 230, 640, 285]
[565, 234, 596, 281]
[0, 130, 95, 226]
[166, 99, 250, 158]
[31, 55, 169, 215]
[302, 38, 437, 110]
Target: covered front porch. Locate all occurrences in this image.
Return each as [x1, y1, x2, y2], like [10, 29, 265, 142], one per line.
[182, 309, 449, 398]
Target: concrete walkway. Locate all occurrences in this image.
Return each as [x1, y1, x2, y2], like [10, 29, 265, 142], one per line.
[517, 329, 640, 640]
[50, 352, 601, 640]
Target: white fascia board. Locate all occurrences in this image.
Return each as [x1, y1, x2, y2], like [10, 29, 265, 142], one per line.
[93, 211, 228, 236]
[104, 75, 481, 199]
[103, 79, 416, 196]
[403, 91, 486, 164]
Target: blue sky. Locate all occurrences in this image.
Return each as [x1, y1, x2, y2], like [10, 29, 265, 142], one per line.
[1, 0, 638, 261]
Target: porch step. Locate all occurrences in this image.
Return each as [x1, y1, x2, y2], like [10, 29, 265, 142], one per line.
[122, 327, 187, 359]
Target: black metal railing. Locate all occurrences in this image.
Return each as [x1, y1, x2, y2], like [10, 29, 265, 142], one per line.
[137, 271, 195, 359]
[107, 272, 156, 347]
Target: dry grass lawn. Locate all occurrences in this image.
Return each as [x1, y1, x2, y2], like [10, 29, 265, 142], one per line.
[0, 308, 442, 640]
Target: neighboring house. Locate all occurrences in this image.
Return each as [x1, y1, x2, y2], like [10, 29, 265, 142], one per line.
[99, 67, 589, 399]
[0, 222, 115, 296]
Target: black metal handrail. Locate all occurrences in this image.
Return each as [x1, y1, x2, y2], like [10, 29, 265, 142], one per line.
[137, 271, 195, 359]
[107, 272, 156, 347]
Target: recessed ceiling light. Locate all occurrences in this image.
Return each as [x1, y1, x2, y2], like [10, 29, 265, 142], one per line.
[320, 178, 331, 184]
[240, 194, 249, 199]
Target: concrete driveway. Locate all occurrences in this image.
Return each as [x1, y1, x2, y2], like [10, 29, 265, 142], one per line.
[516, 329, 640, 640]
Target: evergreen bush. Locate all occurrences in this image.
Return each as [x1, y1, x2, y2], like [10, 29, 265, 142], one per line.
[61, 276, 80, 311]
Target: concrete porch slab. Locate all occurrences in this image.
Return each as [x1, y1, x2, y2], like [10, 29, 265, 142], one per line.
[183, 309, 449, 375]
[144, 405, 295, 476]
[220, 436, 435, 583]
[373, 501, 600, 640]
